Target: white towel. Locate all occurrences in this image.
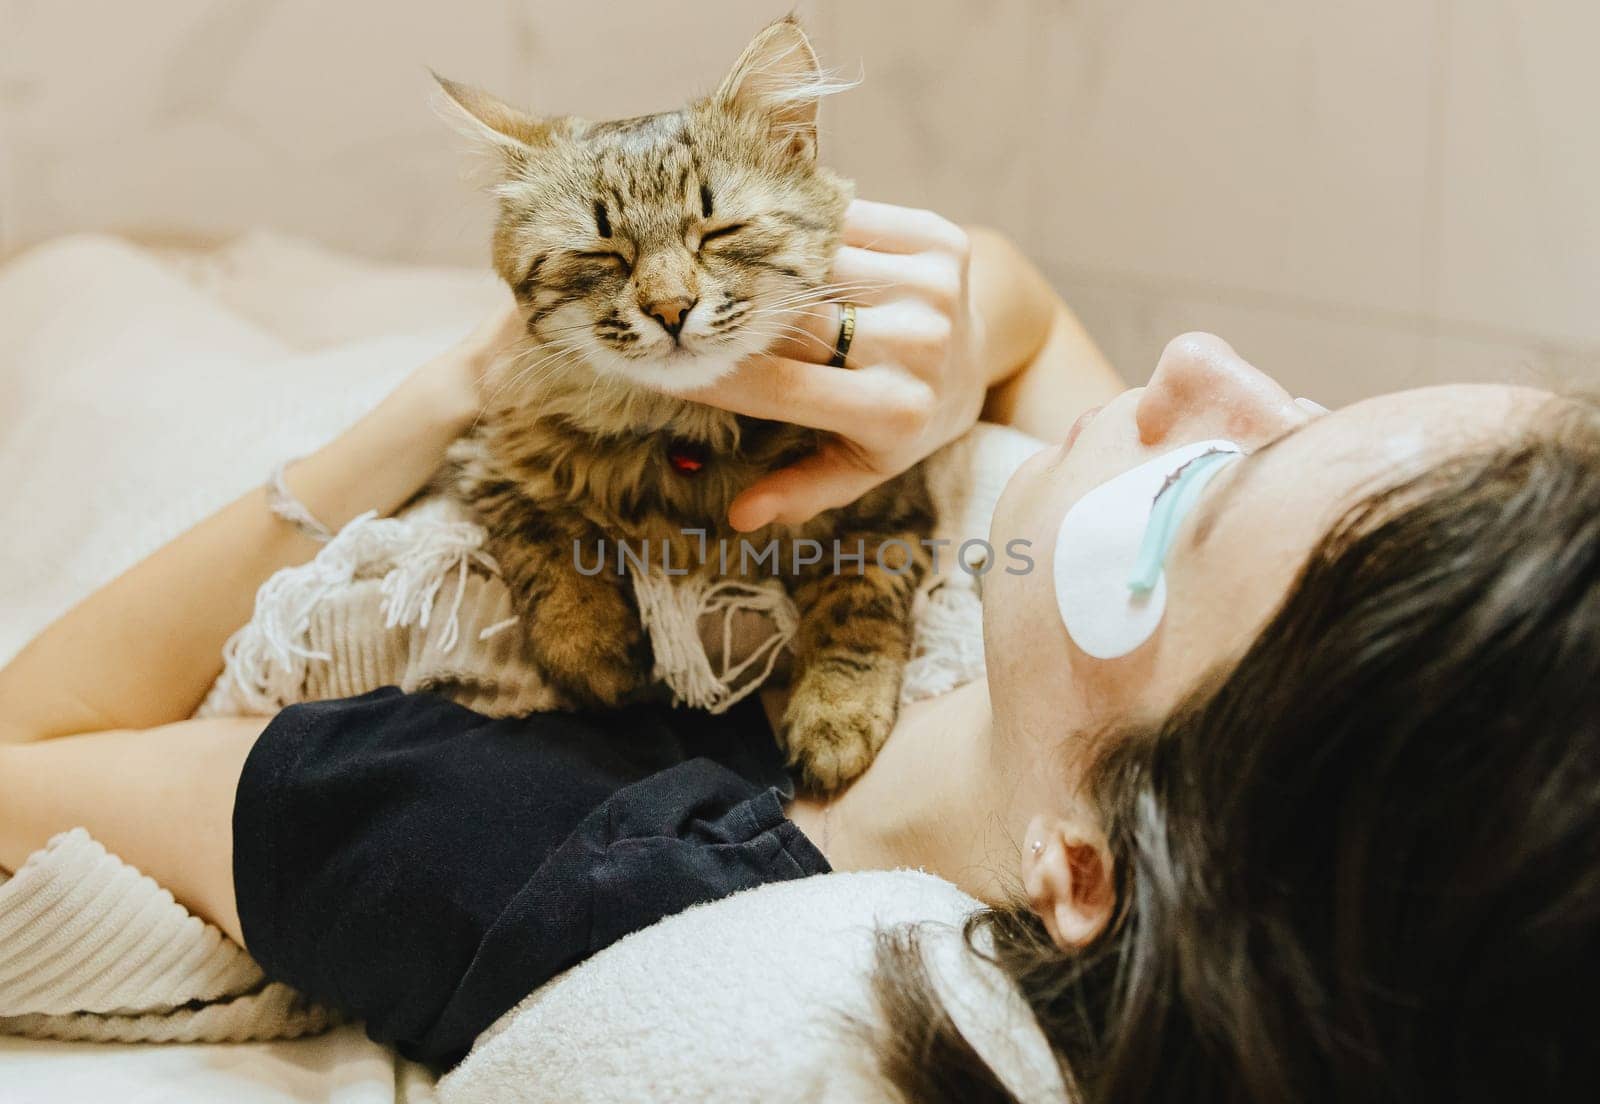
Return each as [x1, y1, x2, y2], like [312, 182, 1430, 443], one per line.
[441, 871, 1068, 1104]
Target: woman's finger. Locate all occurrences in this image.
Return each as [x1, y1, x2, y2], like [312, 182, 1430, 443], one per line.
[759, 239, 951, 363]
[727, 445, 890, 531]
[760, 296, 896, 365]
[761, 299, 949, 381]
[829, 244, 930, 300]
[743, 244, 914, 361]
[840, 198, 968, 256]
[681, 354, 917, 440]
[750, 246, 904, 324]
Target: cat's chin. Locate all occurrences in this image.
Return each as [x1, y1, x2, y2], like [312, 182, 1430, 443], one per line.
[586, 345, 743, 394]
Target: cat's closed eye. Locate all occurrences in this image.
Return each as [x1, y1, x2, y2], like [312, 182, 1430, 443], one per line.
[698, 223, 748, 251]
[576, 250, 633, 275]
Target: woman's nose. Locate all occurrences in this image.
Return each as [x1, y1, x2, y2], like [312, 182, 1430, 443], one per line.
[1134, 332, 1306, 447]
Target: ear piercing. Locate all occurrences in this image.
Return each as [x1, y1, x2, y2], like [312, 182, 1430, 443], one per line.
[1029, 839, 1043, 856]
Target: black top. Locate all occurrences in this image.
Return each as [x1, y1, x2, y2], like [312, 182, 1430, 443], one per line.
[231, 687, 829, 1067]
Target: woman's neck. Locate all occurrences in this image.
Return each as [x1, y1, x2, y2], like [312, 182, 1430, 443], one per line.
[783, 679, 1029, 906]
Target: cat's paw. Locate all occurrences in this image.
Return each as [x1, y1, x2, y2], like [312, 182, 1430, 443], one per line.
[781, 660, 901, 791]
[529, 622, 649, 709]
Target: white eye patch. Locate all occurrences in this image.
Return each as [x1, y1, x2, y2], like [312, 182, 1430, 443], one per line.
[1052, 439, 1244, 659]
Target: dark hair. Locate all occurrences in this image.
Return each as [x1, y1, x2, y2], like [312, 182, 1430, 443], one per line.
[872, 396, 1600, 1102]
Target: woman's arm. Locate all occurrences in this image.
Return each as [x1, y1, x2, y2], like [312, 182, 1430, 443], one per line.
[0, 307, 516, 744]
[968, 227, 1125, 439]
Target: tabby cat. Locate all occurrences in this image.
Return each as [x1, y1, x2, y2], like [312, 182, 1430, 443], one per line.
[437, 17, 933, 790]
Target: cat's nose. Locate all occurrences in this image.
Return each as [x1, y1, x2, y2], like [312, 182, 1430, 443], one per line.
[643, 296, 697, 338]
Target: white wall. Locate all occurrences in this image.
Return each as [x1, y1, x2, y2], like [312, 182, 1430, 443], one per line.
[3, 0, 1596, 405]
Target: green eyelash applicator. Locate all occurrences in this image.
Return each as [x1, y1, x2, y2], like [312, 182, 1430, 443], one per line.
[1052, 440, 1244, 659]
[1126, 446, 1244, 595]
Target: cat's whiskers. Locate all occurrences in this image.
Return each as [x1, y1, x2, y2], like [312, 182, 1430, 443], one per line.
[747, 298, 872, 320]
[501, 342, 586, 396]
[742, 304, 868, 348]
[586, 352, 624, 424]
[485, 341, 592, 414]
[748, 318, 832, 350]
[469, 342, 561, 430]
[769, 277, 886, 298]
[753, 283, 887, 312]
[553, 332, 622, 424]
[520, 351, 591, 399]
[494, 283, 887, 419]
[515, 286, 887, 392]
[761, 276, 890, 301]
[535, 318, 625, 340]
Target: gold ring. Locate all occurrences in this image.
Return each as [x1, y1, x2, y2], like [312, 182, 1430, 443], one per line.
[828, 302, 857, 368]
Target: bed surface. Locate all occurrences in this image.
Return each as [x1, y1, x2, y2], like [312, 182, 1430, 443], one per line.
[0, 1029, 435, 1103]
[0, 231, 499, 1101]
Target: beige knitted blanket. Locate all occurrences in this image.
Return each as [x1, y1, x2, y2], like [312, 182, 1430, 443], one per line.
[0, 423, 1041, 1046]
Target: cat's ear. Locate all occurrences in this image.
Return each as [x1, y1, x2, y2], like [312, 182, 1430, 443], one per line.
[715, 16, 840, 162]
[431, 72, 551, 163]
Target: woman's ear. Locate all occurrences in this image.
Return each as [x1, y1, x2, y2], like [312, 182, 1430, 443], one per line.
[1021, 812, 1116, 951]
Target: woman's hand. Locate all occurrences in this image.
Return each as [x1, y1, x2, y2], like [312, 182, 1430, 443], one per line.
[686, 200, 988, 532]
[412, 289, 527, 431]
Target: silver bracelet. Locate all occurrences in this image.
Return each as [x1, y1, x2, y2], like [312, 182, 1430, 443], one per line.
[266, 459, 335, 544]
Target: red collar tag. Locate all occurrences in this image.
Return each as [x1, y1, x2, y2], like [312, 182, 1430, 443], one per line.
[667, 441, 708, 476]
